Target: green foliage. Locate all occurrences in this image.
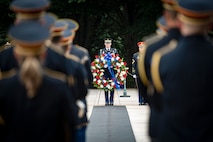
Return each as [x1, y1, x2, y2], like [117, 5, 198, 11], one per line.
[68, 0, 86, 3]
[0, 0, 163, 88]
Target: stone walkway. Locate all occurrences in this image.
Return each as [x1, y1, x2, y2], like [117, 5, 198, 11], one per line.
[86, 89, 151, 142]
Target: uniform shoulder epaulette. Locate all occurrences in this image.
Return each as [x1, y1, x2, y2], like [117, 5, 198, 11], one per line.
[0, 68, 17, 80]
[144, 33, 165, 47]
[0, 45, 13, 52]
[43, 67, 67, 82]
[112, 48, 118, 54]
[65, 53, 81, 63]
[138, 46, 149, 86]
[137, 33, 166, 86]
[75, 44, 89, 54]
[99, 49, 103, 55]
[45, 40, 64, 56]
[80, 55, 89, 65]
[151, 39, 178, 94]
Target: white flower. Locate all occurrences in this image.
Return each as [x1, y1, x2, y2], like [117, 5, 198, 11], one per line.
[116, 62, 121, 67]
[91, 66, 96, 70]
[120, 77, 125, 81]
[111, 82, 115, 86]
[93, 72, 97, 76]
[116, 56, 120, 60]
[100, 56, 104, 61]
[95, 64, 100, 68]
[106, 84, 110, 89]
[100, 72, 104, 76]
[121, 71, 126, 75]
[104, 64, 108, 68]
[97, 79, 102, 84]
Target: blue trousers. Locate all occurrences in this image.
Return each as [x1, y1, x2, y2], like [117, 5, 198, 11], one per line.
[104, 90, 114, 104]
[75, 126, 87, 142]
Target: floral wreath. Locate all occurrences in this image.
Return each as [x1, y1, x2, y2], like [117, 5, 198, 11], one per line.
[91, 53, 129, 91]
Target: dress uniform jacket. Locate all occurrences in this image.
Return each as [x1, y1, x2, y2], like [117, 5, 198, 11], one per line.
[99, 47, 118, 55]
[0, 46, 18, 73]
[0, 46, 80, 126]
[145, 28, 181, 82]
[70, 44, 93, 86]
[0, 46, 69, 81]
[152, 35, 213, 142]
[69, 44, 92, 127]
[143, 28, 181, 139]
[132, 52, 139, 77]
[132, 51, 147, 104]
[99, 47, 118, 79]
[65, 53, 88, 100]
[0, 74, 76, 142]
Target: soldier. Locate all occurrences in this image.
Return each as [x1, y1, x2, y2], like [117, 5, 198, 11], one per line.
[132, 41, 147, 105]
[0, 0, 81, 141]
[137, 0, 180, 141]
[49, 20, 67, 46]
[49, 20, 88, 103]
[58, 28, 89, 142]
[0, 19, 77, 142]
[56, 18, 93, 142]
[99, 38, 118, 55]
[99, 38, 118, 106]
[62, 18, 93, 87]
[151, 0, 213, 141]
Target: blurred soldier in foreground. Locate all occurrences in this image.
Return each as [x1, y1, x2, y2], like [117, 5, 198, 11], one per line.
[63, 18, 93, 87]
[0, 20, 77, 142]
[151, 0, 213, 141]
[53, 18, 92, 142]
[138, 0, 180, 141]
[0, 0, 81, 141]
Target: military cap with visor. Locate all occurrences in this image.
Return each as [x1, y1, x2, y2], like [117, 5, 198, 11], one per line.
[60, 29, 74, 46]
[50, 20, 68, 37]
[8, 20, 50, 56]
[175, 0, 213, 25]
[60, 18, 79, 32]
[10, 0, 50, 21]
[104, 38, 112, 43]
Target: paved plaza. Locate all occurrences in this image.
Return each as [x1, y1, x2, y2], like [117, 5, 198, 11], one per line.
[86, 89, 151, 142]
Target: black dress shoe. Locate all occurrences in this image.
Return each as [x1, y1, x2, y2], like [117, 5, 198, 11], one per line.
[105, 103, 109, 106]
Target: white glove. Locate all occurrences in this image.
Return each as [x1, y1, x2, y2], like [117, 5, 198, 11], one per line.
[133, 75, 137, 78]
[76, 100, 85, 118]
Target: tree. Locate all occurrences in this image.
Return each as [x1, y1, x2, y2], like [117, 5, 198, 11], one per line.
[49, 0, 163, 87]
[0, 0, 163, 87]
